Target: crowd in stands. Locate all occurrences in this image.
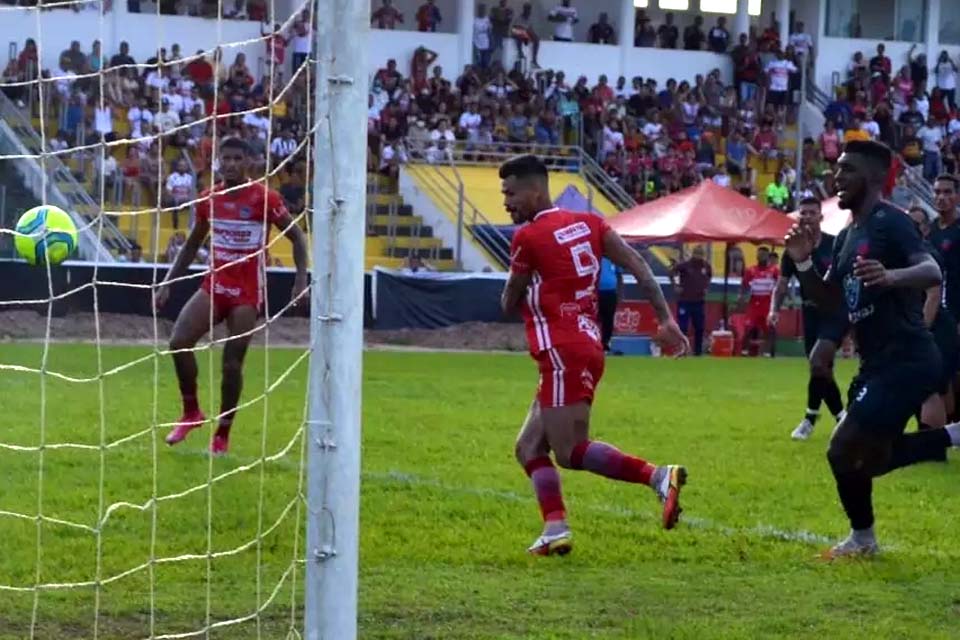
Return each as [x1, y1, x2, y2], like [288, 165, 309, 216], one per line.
[368, 6, 960, 216]
[1, 10, 316, 262]
[367, 12, 819, 211]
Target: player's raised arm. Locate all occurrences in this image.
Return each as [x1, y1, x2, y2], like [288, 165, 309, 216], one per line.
[784, 221, 842, 314]
[154, 215, 210, 309]
[602, 228, 688, 354]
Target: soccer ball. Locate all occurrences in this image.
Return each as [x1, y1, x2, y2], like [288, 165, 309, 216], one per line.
[14, 205, 78, 266]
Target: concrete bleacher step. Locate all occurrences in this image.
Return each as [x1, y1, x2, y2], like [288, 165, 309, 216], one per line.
[370, 214, 423, 228]
[371, 203, 413, 216]
[370, 224, 433, 238]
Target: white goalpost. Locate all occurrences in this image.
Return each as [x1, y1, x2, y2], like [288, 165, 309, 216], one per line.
[0, 0, 367, 634]
[304, 0, 367, 636]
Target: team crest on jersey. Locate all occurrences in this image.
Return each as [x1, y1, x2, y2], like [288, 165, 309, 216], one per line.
[578, 314, 601, 342]
[580, 368, 595, 392]
[553, 222, 591, 245]
[239, 206, 253, 219]
[843, 273, 861, 310]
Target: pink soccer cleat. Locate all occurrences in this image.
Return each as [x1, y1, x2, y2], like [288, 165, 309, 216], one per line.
[210, 433, 230, 456]
[164, 410, 206, 446]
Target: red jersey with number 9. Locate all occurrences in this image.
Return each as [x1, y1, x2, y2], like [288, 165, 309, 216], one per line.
[509, 208, 610, 355]
[198, 182, 288, 305]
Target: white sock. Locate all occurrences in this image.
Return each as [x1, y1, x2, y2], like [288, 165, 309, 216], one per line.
[946, 423, 960, 447]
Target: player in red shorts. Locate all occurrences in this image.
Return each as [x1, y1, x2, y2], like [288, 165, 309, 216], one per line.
[499, 155, 690, 556]
[154, 137, 309, 455]
[738, 246, 780, 356]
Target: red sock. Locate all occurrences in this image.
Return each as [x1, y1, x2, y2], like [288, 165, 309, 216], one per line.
[216, 410, 234, 438]
[570, 440, 655, 485]
[181, 391, 199, 414]
[523, 457, 566, 522]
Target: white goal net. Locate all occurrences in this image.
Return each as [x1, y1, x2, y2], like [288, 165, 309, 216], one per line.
[0, 0, 366, 636]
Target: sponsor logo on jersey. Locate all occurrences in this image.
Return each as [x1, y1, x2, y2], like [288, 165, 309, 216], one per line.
[211, 219, 264, 250]
[239, 206, 253, 220]
[553, 221, 591, 245]
[213, 282, 243, 297]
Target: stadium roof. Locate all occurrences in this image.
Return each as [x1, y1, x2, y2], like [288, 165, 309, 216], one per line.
[609, 181, 794, 244]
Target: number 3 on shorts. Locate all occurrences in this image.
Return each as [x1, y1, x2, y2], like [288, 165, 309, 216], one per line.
[570, 242, 599, 277]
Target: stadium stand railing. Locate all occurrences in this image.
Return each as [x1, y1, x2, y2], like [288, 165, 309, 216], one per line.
[0, 91, 126, 262]
[405, 141, 634, 270]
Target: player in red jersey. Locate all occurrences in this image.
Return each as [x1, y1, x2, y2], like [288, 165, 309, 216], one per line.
[499, 155, 690, 556]
[738, 247, 780, 356]
[154, 137, 309, 455]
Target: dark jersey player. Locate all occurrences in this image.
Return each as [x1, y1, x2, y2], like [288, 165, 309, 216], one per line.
[785, 140, 959, 559]
[770, 197, 848, 440]
[499, 155, 690, 556]
[926, 175, 960, 418]
[908, 205, 957, 430]
[154, 137, 309, 455]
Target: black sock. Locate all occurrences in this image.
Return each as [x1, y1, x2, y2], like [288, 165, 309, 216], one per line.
[806, 377, 823, 424]
[821, 378, 844, 418]
[882, 429, 951, 473]
[833, 471, 874, 530]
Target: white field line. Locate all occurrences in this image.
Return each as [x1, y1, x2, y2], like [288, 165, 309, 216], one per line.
[141, 450, 950, 557]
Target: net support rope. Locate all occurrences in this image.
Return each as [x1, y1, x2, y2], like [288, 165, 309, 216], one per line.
[0, 0, 321, 637]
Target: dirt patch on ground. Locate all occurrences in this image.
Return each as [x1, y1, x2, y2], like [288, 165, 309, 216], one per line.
[0, 311, 526, 352]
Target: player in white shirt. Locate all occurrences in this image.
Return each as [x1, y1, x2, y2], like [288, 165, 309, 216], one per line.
[548, 0, 578, 42]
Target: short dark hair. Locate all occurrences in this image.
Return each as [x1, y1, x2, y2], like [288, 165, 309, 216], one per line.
[934, 174, 960, 190]
[499, 154, 548, 182]
[798, 196, 821, 207]
[843, 140, 892, 173]
[220, 137, 251, 155]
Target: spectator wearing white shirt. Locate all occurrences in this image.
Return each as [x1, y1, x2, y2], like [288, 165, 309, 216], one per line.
[641, 112, 664, 143]
[181, 87, 204, 118]
[127, 99, 154, 139]
[548, 0, 578, 42]
[164, 86, 185, 115]
[242, 98, 271, 139]
[764, 50, 796, 117]
[270, 129, 297, 166]
[601, 120, 624, 160]
[787, 22, 813, 61]
[154, 98, 181, 135]
[473, 4, 492, 70]
[917, 116, 944, 182]
[427, 120, 456, 164]
[458, 99, 482, 146]
[163, 159, 194, 229]
[289, 14, 312, 73]
[861, 109, 880, 140]
[94, 105, 114, 137]
[935, 51, 958, 110]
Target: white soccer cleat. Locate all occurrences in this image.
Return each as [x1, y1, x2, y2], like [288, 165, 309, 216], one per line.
[791, 418, 815, 440]
[821, 534, 879, 560]
[527, 530, 573, 556]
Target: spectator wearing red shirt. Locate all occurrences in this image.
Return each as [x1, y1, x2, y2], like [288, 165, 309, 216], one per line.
[753, 121, 778, 171]
[869, 43, 891, 81]
[184, 50, 214, 89]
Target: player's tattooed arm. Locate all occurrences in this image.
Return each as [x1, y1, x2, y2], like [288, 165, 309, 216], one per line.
[602, 230, 672, 324]
[500, 270, 532, 315]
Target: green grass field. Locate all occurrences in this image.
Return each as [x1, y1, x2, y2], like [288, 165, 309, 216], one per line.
[1, 344, 959, 639]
